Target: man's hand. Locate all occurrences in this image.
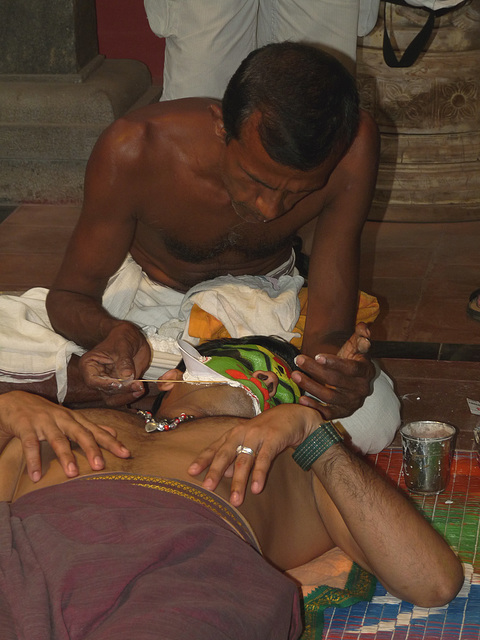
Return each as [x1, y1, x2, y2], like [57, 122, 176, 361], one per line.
[79, 323, 152, 406]
[0, 391, 131, 482]
[292, 323, 375, 419]
[188, 404, 320, 507]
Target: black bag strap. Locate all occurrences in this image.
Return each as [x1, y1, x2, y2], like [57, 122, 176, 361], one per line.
[382, 0, 464, 68]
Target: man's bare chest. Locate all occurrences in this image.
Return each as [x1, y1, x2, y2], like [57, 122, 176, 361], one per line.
[130, 178, 325, 289]
[163, 223, 294, 263]
[135, 196, 319, 264]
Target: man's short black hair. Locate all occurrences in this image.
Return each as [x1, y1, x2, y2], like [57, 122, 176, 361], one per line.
[222, 42, 360, 171]
[151, 336, 300, 416]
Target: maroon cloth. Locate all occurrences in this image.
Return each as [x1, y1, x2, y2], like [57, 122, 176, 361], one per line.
[0, 476, 302, 640]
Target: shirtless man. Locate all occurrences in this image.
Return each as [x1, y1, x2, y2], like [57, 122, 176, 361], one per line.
[35, 42, 382, 419]
[0, 336, 463, 639]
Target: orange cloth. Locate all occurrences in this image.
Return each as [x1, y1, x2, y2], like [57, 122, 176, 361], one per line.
[189, 288, 379, 347]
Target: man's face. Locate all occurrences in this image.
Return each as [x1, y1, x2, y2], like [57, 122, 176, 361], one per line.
[220, 112, 337, 223]
[158, 341, 301, 420]
[197, 342, 301, 412]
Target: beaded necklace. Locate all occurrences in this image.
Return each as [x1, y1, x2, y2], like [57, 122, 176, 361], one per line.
[137, 410, 195, 433]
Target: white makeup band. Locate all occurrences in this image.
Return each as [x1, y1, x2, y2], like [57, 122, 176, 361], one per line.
[177, 339, 262, 415]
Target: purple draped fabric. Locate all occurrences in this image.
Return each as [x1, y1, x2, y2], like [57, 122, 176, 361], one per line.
[0, 475, 302, 640]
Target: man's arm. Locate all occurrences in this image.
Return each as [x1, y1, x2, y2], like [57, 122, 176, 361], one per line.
[46, 120, 152, 403]
[189, 404, 463, 608]
[0, 391, 131, 482]
[293, 111, 379, 419]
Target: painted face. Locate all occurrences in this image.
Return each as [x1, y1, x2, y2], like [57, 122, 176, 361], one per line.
[178, 340, 301, 414]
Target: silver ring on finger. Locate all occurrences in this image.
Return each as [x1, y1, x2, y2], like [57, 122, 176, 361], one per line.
[236, 445, 256, 457]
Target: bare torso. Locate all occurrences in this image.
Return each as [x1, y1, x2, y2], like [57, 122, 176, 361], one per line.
[129, 101, 334, 290]
[59, 99, 334, 295]
[11, 408, 329, 570]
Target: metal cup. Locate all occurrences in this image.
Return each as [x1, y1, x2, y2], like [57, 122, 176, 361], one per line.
[400, 421, 457, 495]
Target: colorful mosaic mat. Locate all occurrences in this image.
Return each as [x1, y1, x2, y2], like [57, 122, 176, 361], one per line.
[320, 449, 480, 640]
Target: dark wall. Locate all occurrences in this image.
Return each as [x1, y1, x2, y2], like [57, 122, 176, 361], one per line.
[95, 0, 164, 82]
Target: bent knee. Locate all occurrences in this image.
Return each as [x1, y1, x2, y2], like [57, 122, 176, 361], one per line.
[411, 561, 464, 608]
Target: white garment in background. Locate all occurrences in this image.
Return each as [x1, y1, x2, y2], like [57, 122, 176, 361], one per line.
[144, 0, 381, 100]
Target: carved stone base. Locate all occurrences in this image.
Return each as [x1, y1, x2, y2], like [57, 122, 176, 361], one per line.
[358, 0, 480, 221]
[0, 58, 162, 205]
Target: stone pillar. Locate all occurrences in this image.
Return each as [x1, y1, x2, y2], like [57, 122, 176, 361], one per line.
[0, 0, 98, 76]
[357, 1, 480, 222]
[0, 0, 161, 204]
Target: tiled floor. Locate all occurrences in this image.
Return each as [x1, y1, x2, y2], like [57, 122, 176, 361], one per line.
[358, 220, 480, 450]
[0, 205, 81, 291]
[360, 221, 480, 346]
[0, 204, 479, 449]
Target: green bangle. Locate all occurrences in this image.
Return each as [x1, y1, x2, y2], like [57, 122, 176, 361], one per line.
[292, 421, 343, 470]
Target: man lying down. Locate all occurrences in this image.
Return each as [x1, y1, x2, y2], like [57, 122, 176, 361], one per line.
[0, 334, 463, 640]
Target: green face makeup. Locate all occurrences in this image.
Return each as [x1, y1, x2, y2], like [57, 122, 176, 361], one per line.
[199, 343, 301, 412]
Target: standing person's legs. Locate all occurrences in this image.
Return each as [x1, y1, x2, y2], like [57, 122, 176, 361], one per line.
[144, 0, 259, 101]
[257, 0, 361, 74]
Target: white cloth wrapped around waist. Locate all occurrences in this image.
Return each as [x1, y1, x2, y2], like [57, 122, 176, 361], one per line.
[0, 254, 303, 403]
